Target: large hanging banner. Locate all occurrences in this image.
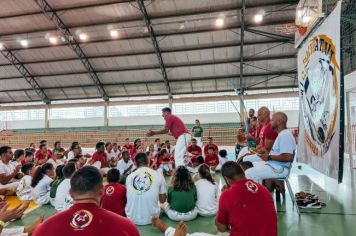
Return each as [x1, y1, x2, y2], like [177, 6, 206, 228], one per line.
[297, 2, 343, 182]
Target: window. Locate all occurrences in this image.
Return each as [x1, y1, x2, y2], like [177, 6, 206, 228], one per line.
[0, 109, 45, 121]
[50, 107, 104, 119]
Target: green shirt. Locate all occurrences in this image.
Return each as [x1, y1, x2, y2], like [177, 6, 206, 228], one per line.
[168, 186, 197, 213]
[192, 126, 204, 137]
[52, 148, 65, 159]
[50, 177, 64, 199]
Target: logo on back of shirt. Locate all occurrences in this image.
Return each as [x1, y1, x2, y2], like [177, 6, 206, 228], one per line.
[245, 181, 259, 193]
[106, 186, 115, 196]
[70, 210, 93, 230]
[132, 171, 153, 194]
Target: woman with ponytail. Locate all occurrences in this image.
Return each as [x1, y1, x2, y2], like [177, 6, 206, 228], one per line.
[195, 164, 219, 216]
[161, 166, 197, 221]
[31, 163, 55, 205]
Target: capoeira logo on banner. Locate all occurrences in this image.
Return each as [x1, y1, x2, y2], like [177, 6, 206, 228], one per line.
[299, 34, 340, 156]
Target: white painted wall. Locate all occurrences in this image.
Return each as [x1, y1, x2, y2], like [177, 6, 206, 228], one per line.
[345, 70, 356, 92]
[3, 110, 299, 130]
[49, 118, 104, 128]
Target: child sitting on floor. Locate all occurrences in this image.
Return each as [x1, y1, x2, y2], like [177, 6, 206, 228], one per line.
[157, 149, 173, 176]
[49, 165, 65, 206]
[161, 166, 198, 222]
[16, 163, 35, 201]
[204, 147, 219, 172]
[102, 168, 127, 217]
[216, 149, 228, 171]
[31, 163, 55, 205]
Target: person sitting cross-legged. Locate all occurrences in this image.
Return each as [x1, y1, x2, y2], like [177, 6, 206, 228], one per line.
[195, 164, 218, 217]
[125, 152, 167, 225]
[31, 163, 55, 205]
[215, 161, 277, 236]
[102, 168, 127, 217]
[54, 162, 76, 212]
[33, 166, 140, 236]
[88, 142, 110, 175]
[244, 112, 296, 184]
[161, 166, 198, 222]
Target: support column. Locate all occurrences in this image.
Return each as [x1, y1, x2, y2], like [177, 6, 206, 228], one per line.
[44, 105, 49, 129]
[346, 92, 353, 168]
[104, 102, 109, 127]
[169, 98, 173, 109]
[239, 0, 245, 90]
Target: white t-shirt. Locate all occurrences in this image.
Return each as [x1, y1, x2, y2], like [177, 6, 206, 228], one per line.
[269, 129, 296, 168]
[32, 175, 52, 205]
[165, 146, 175, 154]
[0, 160, 15, 176]
[125, 167, 167, 225]
[117, 159, 134, 176]
[219, 156, 228, 167]
[67, 151, 75, 160]
[106, 150, 117, 160]
[153, 144, 160, 156]
[17, 175, 33, 201]
[54, 178, 73, 212]
[195, 179, 218, 216]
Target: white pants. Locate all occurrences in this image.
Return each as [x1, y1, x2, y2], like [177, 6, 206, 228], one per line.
[194, 137, 202, 147]
[164, 227, 216, 236]
[161, 203, 197, 222]
[175, 133, 192, 167]
[243, 154, 263, 163]
[158, 164, 173, 175]
[245, 161, 289, 184]
[1, 227, 26, 236]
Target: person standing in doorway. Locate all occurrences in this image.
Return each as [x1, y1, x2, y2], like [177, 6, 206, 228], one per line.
[146, 107, 191, 167]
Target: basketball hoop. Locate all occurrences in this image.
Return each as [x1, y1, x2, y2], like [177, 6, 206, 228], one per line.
[275, 23, 308, 36]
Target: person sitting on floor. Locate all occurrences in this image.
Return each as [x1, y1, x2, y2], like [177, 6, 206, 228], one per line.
[49, 165, 65, 206]
[190, 156, 205, 177]
[12, 149, 25, 169]
[16, 163, 35, 201]
[52, 141, 65, 164]
[187, 139, 202, 158]
[32, 166, 140, 236]
[22, 151, 34, 166]
[88, 142, 110, 175]
[116, 151, 134, 184]
[54, 162, 76, 212]
[102, 168, 127, 217]
[203, 137, 218, 157]
[215, 161, 277, 236]
[125, 152, 167, 225]
[244, 112, 296, 184]
[0, 202, 44, 236]
[195, 164, 218, 217]
[216, 149, 228, 171]
[152, 217, 216, 236]
[31, 163, 55, 205]
[204, 147, 219, 172]
[34, 142, 53, 166]
[0, 146, 20, 194]
[161, 166, 198, 222]
[157, 149, 173, 176]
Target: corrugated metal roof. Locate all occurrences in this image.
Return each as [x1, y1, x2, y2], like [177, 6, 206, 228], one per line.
[0, 0, 298, 103]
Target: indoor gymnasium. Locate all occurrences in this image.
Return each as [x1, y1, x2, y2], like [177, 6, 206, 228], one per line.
[0, 0, 355, 235]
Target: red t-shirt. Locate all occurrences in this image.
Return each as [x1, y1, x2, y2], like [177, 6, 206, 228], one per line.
[204, 154, 219, 167]
[203, 144, 219, 156]
[32, 203, 139, 236]
[216, 179, 277, 236]
[123, 144, 133, 151]
[187, 145, 202, 156]
[102, 183, 127, 217]
[258, 122, 278, 149]
[91, 152, 108, 168]
[35, 150, 52, 161]
[165, 114, 188, 139]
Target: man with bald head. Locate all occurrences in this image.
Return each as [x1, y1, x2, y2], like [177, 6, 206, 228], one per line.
[244, 112, 296, 183]
[239, 106, 278, 159]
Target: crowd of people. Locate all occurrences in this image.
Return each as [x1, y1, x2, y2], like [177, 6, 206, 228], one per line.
[0, 106, 297, 235]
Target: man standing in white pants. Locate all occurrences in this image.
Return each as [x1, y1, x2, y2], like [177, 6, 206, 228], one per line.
[147, 107, 191, 167]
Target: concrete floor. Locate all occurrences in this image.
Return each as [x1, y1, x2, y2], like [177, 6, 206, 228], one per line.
[8, 155, 356, 236]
